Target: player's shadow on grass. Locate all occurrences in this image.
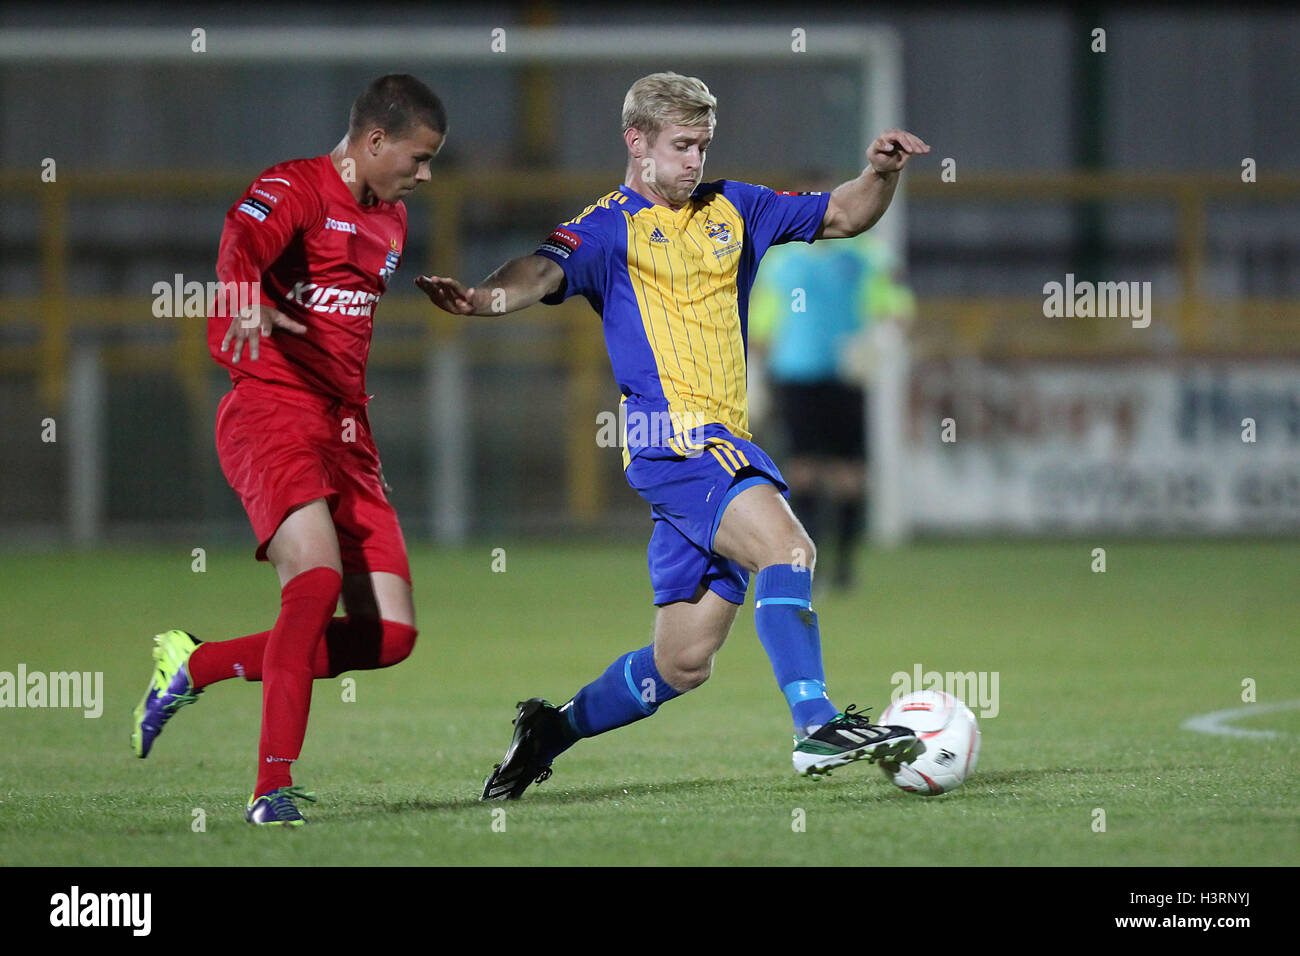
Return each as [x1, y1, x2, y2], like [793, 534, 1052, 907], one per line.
[784, 766, 1150, 807]
[345, 775, 781, 816]
[345, 765, 1055, 815]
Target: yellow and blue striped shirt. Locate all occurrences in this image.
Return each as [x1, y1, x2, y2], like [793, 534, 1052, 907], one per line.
[536, 181, 829, 465]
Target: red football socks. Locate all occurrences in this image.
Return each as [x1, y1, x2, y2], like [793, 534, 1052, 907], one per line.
[255, 566, 342, 797]
[188, 616, 418, 688]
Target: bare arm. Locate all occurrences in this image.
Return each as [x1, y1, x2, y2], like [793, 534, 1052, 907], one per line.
[416, 254, 565, 316]
[815, 128, 930, 240]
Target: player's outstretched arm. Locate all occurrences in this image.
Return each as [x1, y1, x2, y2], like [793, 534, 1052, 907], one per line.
[417, 254, 564, 316]
[816, 128, 930, 240]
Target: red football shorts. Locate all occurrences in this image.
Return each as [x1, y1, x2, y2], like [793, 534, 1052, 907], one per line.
[215, 379, 411, 584]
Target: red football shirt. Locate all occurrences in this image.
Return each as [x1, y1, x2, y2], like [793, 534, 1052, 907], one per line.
[208, 155, 407, 403]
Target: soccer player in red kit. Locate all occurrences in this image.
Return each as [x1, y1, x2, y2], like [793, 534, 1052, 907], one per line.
[130, 75, 446, 826]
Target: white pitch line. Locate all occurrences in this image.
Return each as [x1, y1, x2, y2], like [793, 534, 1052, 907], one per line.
[1180, 699, 1300, 740]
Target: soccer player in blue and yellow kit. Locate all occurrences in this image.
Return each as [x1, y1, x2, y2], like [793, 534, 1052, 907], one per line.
[418, 73, 930, 798]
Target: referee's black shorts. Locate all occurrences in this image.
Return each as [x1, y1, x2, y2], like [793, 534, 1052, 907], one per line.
[773, 381, 867, 460]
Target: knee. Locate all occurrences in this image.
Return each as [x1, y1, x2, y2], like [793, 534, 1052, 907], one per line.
[382, 620, 419, 667]
[279, 560, 345, 601]
[791, 532, 817, 572]
[752, 531, 816, 574]
[659, 647, 714, 692]
[283, 564, 344, 602]
[340, 615, 418, 668]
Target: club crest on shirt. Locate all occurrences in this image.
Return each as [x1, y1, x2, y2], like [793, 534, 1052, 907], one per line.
[380, 238, 400, 281]
[706, 218, 742, 260]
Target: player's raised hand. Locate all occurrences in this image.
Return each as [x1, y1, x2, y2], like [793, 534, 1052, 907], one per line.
[416, 274, 476, 315]
[867, 129, 930, 175]
[220, 303, 308, 363]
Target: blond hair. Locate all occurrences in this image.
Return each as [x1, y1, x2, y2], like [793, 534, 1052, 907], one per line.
[621, 72, 716, 142]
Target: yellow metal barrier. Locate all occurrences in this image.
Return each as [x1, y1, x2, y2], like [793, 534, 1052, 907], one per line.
[906, 171, 1300, 356]
[4, 169, 1299, 526]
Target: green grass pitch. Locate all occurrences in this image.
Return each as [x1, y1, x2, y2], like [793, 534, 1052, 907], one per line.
[1, 540, 1296, 866]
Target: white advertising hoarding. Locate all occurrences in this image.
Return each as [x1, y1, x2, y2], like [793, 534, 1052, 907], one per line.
[905, 360, 1300, 533]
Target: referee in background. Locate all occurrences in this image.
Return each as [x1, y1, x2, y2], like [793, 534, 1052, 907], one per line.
[749, 230, 915, 591]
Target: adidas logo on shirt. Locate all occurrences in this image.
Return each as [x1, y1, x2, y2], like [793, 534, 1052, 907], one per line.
[649, 227, 670, 244]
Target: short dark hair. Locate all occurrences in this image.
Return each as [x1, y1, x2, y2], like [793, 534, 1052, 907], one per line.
[349, 74, 447, 141]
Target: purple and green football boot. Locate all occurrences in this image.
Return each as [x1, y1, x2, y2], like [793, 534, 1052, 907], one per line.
[131, 629, 203, 758]
[246, 786, 317, 827]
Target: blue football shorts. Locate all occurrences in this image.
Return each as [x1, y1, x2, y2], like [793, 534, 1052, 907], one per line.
[624, 423, 789, 606]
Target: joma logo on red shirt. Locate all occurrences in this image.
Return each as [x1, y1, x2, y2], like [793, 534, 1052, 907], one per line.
[286, 281, 379, 316]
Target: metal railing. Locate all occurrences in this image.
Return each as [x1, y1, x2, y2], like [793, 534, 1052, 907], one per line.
[4, 168, 1298, 541]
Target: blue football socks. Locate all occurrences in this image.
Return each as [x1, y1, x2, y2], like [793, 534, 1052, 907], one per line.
[545, 563, 838, 760]
[754, 563, 839, 737]
[550, 644, 682, 761]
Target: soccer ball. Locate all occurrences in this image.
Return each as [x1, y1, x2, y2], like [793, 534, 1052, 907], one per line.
[878, 690, 981, 796]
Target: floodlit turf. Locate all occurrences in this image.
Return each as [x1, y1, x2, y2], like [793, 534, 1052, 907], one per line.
[1, 540, 1296, 866]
